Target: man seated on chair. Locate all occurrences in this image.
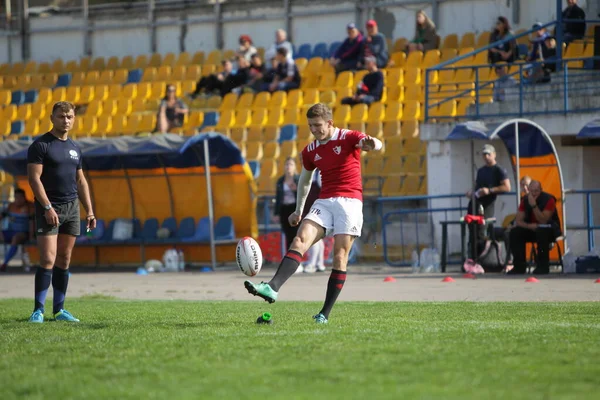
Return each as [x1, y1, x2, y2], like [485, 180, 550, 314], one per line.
[0, 188, 34, 272]
[508, 180, 561, 275]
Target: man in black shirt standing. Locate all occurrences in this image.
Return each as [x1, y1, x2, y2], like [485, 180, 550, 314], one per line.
[26, 102, 96, 323]
[465, 144, 511, 258]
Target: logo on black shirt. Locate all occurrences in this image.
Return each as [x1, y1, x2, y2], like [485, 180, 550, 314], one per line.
[69, 150, 79, 160]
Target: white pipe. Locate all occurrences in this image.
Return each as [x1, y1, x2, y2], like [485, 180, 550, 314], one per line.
[203, 138, 217, 270]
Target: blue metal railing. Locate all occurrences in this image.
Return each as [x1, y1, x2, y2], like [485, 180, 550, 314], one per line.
[424, 18, 600, 122]
[376, 190, 600, 267]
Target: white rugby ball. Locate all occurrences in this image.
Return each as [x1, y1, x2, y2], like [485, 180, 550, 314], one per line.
[236, 236, 263, 277]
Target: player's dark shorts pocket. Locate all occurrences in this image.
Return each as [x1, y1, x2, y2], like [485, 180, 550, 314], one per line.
[35, 200, 80, 236]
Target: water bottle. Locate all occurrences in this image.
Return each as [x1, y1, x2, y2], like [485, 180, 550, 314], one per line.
[177, 249, 185, 271]
[420, 248, 432, 273]
[86, 227, 93, 239]
[431, 248, 441, 273]
[411, 250, 420, 273]
[478, 204, 485, 216]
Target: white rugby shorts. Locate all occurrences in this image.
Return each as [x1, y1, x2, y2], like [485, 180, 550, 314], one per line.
[304, 197, 363, 237]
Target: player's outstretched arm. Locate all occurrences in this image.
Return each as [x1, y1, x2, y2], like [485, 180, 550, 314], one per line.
[356, 136, 383, 152]
[294, 166, 315, 216]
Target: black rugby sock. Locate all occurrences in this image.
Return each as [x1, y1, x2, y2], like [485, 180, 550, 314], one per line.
[268, 250, 303, 292]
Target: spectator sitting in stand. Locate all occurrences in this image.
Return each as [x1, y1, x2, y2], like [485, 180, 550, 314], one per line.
[226, 56, 252, 95]
[488, 16, 517, 64]
[189, 59, 233, 99]
[406, 10, 438, 53]
[237, 35, 257, 61]
[561, 0, 586, 43]
[358, 19, 388, 69]
[340, 56, 383, 105]
[329, 23, 364, 73]
[157, 83, 188, 133]
[244, 54, 268, 93]
[526, 22, 550, 62]
[263, 48, 301, 92]
[264, 29, 294, 69]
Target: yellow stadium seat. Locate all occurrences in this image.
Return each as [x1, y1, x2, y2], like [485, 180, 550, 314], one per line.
[122, 114, 141, 136]
[83, 71, 100, 86]
[31, 102, 47, 120]
[230, 127, 246, 143]
[333, 104, 350, 127]
[148, 53, 162, 68]
[212, 109, 235, 133]
[110, 115, 127, 136]
[78, 85, 94, 104]
[245, 142, 263, 160]
[303, 88, 319, 106]
[454, 68, 473, 84]
[300, 74, 320, 89]
[2, 76, 16, 90]
[120, 84, 137, 100]
[69, 118, 83, 137]
[401, 101, 420, 122]
[24, 119, 39, 136]
[26, 75, 43, 90]
[295, 58, 308, 74]
[381, 156, 403, 176]
[297, 125, 312, 142]
[383, 102, 402, 122]
[2, 104, 17, 121]
[367, 102, 385, 122]
[404, 68, 421, 85]
[282, 108, 301, 125]
[319, 90, 336, 107]
[96, 116, 113, 137]
[459, 32, 476, 49]
[265, 108, 284, 126]
[91, 57, 105, 71]
[381, 176, 402, 196]
[404, 85, 423, 102]
[280, 141, 297, 158]
[382, 120, 401, 138]
[318, 73, 336, 90]
[565, 42, 585, 68]
[94, 85, 110, 102]
[257, 173, 277, 195]
[365, 121, 382, 139]
[400, 120, 419, 139]
[116, 99, 133, 116]
[252, 92, 270, 109]
[263, 126, 280, 142]
[205, 95, 222, 109]
[234, 109, 252, 128]
[106, 56, 120, 70]
[402, 175, 425, 195]
[176, 52, 191, 66]
[401, 137, 426, 156]
[135, 83, 151, 100]
[180, 80, 195, 96]
[101, 99, 117, 117]
[37, 88, 53, 105]
[38, 62, 51, 74]
[185, 65, 201, 82]
[79, 57, 91, 72]
[112, 69, 128, 85]
[108, 84, 122, 99]
[15, 75, 30, 91]
[171, 65, 186, 81]
[39, 118, 52, 134]
[49, 59, 64, 74]
[0, 120, 10, 137]
[42, 73, 58, 88]
[476, 31, 491, 48]
[393, 38, 408, 53]
[354, 69, 368, 85]
[201, 64, 216, 77]
[305, 57, 323, 76]
[349, 104, 368, 124]
[65, 86, 81, 104]
[247, 126, 263, 142]
[0, 89, 11, 107]
[52, 87, 67, 103]
[219, 93, 239, 113]
[249, 109, 268, 126]
[420, 50, 441, 71]
[406, 51, 423, 68]
[457, 47, 475, 65]
[120, 55, 134, 70]
[142, 67, 157, 82]
[65, 60, 79, 74]
[440, 48, 458, 63]
[385, 85, 404, 104]
[206, 50, 222, 65]
[150, 82, 166, 100]
[138, 114, 156, 133]
[162, 53, 176, 67]
[191, 51, 205, 65]
[389, 52, 406, 68]
[473, 51, 488, 66]
[156, 65, 171, 81]
[81, 116, 98, 137]
[235, 92, 254, 111]
[183, 110, 204, 131]
[402, 154, 424, 175]
[131, 97, 146, 113]
[442, 34, 459, 49]
[335, 71, 353, 89]
[285, 89, 303, 110]
[268, 91, 287, 109]
[263, 142, 280, 160]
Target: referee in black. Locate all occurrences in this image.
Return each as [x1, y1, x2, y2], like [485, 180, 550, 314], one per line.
[26, 101, 96, 323]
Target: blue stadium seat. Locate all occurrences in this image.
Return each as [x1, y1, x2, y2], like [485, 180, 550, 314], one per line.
[295, 43, 312, 59]
[77, 219, 107, 245]
[127, 69, 143, 84]
[161, 217, 177, 236]
[248, 160, 260, 178]
[183, 216, 211, 243]
[100, 219, 142, 244]
[11, 121, 24, 135]
[517, 44, 528, 59]
[328, 41, 342, 57]
[200, 112, 219, 130]
[312, 42, 329, 59]
[176, 217, 196, 240]
[55, 73, 72, 88]
[24, 89, 38, 104]
[11, 90, 25, 105]
[278, 124, 297, 143]
[214, 216, 235, 240]
[75, 220, 89, 243]
[141, 218, 159, 241]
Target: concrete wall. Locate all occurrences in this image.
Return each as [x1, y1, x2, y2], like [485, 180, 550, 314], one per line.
[0, 0, 593, 64]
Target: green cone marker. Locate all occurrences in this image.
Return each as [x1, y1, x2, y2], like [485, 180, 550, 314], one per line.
[256, 312, 273, 324]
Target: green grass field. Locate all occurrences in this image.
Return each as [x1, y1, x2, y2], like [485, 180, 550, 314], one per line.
[1, 298, 599, 400]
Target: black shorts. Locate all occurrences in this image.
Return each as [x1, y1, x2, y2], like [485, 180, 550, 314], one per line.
[35, 200, 80, 236]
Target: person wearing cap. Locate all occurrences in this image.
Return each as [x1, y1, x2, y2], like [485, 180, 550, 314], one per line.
[340, 56, 383, 105]
[465, 144, 511, 258]
[561, 0, 586, 44]
[526, 22, 550, 62]
[237, 35, 257, 61]
[492, 63, 517, 102]
[358, 19, 388, 69]
[330, 22, 364, 73]
[406, 10, 438, 53]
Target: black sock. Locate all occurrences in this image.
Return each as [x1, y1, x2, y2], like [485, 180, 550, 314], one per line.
[268, 250, 302, 292]
[319, 269, 347, 319]
[52, 267, 70, 314]
[34, 267, 52, 313]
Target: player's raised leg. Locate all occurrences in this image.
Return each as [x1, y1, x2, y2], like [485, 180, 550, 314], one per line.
[245, 220, 324, 303]
[29, 235, 57, 323]
[313, 234, 354, 324]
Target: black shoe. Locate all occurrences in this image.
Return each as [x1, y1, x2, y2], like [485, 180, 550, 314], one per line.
[532, 268, 549, 275]
[506, 268, 526, 275]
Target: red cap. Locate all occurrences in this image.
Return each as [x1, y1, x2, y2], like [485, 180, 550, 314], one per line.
[366, 19, 377, 28]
